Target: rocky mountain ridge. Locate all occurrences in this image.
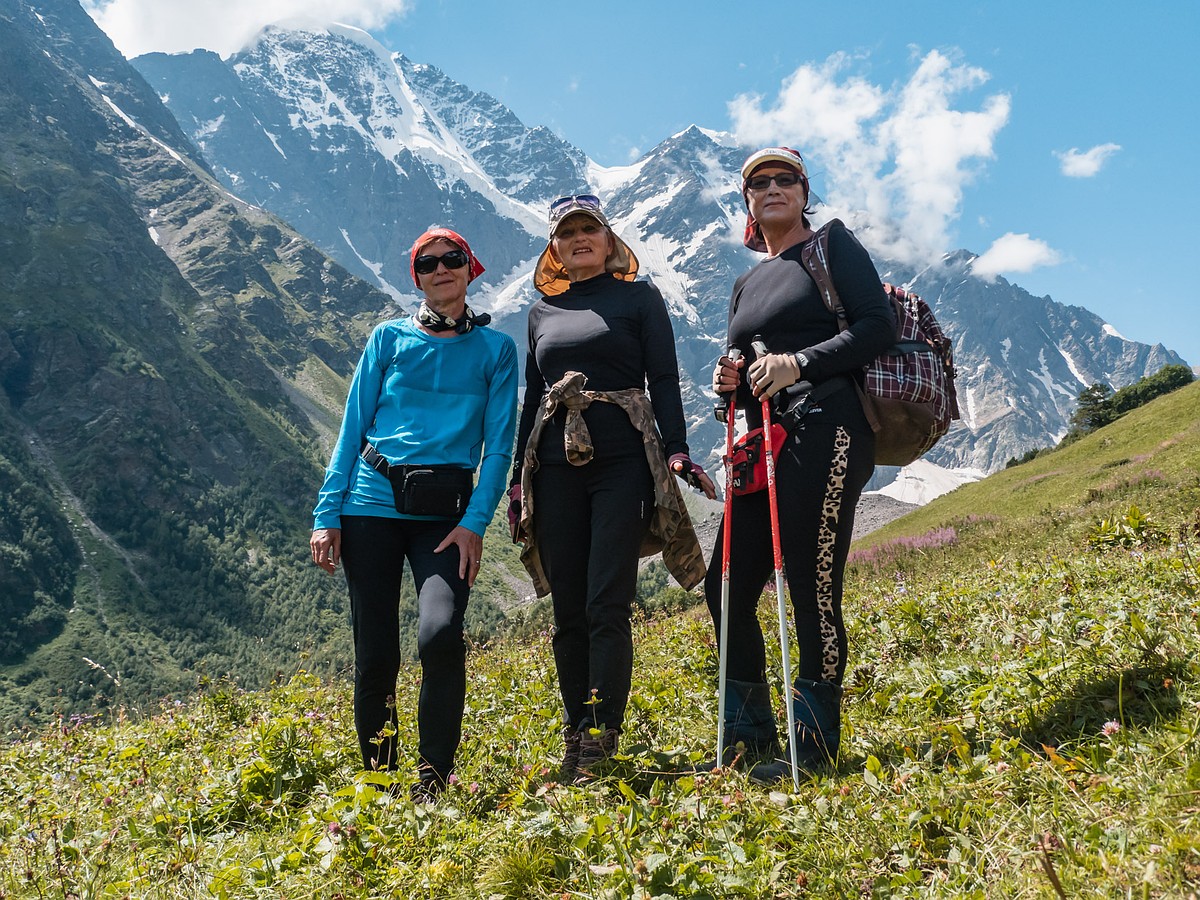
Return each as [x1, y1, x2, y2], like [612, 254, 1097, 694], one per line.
[134, 25, 1188, 476]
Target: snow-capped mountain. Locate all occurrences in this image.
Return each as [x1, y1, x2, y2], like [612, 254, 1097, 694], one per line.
[134, 25, 1189, 481]
[134, 26, 553, 303]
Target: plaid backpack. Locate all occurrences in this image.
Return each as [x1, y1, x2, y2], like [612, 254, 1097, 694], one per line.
[801, 221, 960, 466]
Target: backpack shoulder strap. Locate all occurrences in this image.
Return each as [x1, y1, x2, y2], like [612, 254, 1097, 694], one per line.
[797, 218, 886, 432]
[800, 220, 848, 332]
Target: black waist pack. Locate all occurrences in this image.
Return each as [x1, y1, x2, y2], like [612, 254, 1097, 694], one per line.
[361, 443, 473, 518]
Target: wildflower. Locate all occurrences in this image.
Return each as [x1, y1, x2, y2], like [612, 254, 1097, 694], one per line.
[1102, 720, 1121, 736]
[327, 822, 341, 835]
[468, 782, 479, 794]
[447, 773, 460, 785]
[995, 761, 1010, 773]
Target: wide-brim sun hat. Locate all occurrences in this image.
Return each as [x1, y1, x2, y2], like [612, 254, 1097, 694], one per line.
[533, 196, 639, 297]
[409, 226, 486, 287]
[740, 146, 809, 253]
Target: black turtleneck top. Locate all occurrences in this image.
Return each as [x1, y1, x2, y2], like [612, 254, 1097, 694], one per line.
[512, 273, 689, 482]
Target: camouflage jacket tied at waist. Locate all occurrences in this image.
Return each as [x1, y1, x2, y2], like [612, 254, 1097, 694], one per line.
[516, 371, 706, 598]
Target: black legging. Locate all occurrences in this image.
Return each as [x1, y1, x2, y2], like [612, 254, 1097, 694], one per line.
[705, 413, 874, 686]
[339, 515, 469, 777]
[533, 456, 654, 733]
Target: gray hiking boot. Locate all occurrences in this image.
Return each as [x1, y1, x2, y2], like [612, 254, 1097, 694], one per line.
[558, 726, 583, 783]
[573, 728, 619, 783]
[696, 679, 780, 772]
[748, 678, 843, 785]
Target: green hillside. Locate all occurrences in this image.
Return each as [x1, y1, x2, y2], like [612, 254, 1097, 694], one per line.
[0, 0, 531, 726]
[2, 383, 1196, 898]
[857, 379, 1200, 557]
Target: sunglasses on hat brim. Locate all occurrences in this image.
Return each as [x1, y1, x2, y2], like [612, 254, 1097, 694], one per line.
[549, 194, 603, 225]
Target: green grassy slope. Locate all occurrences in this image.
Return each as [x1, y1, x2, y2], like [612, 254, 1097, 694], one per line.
[1, 386, 1197, 898]
[858, 380, 1200, 555]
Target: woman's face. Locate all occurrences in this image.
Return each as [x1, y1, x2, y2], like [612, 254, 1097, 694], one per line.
[551, 214, 614, 282]
[745, 165, 808, 233]
[415, 238, 470, 312]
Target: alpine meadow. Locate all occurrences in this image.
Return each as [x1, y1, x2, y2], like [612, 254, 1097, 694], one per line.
[2, 381, 1198, 897]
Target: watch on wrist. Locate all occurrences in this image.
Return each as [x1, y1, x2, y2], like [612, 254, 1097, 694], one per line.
[794, 351, 810, 373]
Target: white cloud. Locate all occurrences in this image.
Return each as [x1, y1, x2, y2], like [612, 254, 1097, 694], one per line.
[1054, 143, 1121, 178]
[971, 232, 1062, 280]
[728, 50, 1010, 265]
[82, 0, 411, 58]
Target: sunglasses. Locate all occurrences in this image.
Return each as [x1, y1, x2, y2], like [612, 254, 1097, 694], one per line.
[549, 194, 602, 223]
[745, 172, 805, 192]
[413, 248, 470, 275]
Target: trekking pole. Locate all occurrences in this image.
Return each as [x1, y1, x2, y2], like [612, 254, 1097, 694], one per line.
[714, 348, 741, 768]
[751, 337, 801, 791]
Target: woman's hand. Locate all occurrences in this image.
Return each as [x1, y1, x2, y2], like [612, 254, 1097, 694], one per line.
[436, 525, 485, 587]
[711, 354, 745, 395]
[310, 528, 341, 574]
[747, 352, 801, 399]
[669, 453, 718, 500]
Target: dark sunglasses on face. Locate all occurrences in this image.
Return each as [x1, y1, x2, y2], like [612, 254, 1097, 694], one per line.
[413, 248, 470, 275]
[745, 172, 805, 192]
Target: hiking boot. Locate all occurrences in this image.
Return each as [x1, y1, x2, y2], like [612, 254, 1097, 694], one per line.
[791, 677, 843, 769]
[695, 679, 780, 772]
[409, 767, 448, 804]
[557, 726, 583, 783]
[748, 678, 843, 786]
[573, 728, 619, 783]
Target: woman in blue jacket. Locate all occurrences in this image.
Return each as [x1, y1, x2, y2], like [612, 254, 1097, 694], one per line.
[310, 227, 517, 802]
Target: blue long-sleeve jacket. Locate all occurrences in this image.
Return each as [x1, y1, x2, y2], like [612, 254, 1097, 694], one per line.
[313, 317, 518, 537]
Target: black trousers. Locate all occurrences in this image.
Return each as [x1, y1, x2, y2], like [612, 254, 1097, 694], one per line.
[533, 456, 653, 733]
[705, 412, 874, 687]
[339, 515, 469, 777]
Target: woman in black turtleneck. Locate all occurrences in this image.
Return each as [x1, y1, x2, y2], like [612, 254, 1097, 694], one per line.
[509, 195, 714, 782]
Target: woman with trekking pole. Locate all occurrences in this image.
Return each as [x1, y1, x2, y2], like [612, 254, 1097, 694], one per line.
[310, 227, 518, 802]
[706, 147, 895, 784]
[509, 194, 715, 783]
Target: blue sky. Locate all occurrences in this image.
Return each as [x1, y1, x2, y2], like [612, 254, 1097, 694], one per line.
[89, 0, 1199, 368]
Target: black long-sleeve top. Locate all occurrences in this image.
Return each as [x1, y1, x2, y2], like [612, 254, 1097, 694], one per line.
[512, 273, 690, 483]
[729, 223, 896, 429]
